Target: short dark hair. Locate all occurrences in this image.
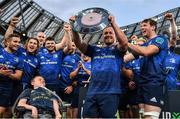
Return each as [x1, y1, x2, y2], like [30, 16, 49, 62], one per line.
[141, 18, 157, 31]
[45, 37, 55, 44]
[5, 34, 20, 41]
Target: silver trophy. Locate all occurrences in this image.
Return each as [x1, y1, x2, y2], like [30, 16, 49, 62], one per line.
[72, 7, 110, 34]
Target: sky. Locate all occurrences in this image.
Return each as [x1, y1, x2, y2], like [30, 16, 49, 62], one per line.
[35, 0, 180, 26]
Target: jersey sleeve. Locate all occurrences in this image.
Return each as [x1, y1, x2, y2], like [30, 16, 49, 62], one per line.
[151, 36, 167, 50]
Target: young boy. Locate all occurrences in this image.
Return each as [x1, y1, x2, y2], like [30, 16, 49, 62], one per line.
[17, 76, 61, 118]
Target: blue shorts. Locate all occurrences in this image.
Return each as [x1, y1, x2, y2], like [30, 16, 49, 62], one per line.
[118, 93, 129, 111]
[46, 84, 61, 97]
[83, 94, 120, 118]
[71, 92, 79, 108]
[11, 83, 23, 106]
[59, 88, 73, 104]
[127, 89, 138, 105]
[137, 84, 165, 108]
[0, 87, 12, 107]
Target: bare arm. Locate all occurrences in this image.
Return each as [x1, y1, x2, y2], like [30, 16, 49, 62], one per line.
[70, 65, 81, 79]
[9, 70, 23, 80]
[128, 43, 159, 56]
[4, 17, 19, 39]
[165, 13, 177, 47]
[109, 15, 128, 52]
[62, 24, 73, 53]
[56, 24, 71, 50]
[18, 98, 38, 118]
[70, 16, 88, 54]
[53, 99, 61, 118]
[82, 63, 91, 76]
[122, 67, 134, 81]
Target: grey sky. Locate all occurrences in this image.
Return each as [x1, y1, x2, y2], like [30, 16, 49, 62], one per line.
[35, 0, 180, 26]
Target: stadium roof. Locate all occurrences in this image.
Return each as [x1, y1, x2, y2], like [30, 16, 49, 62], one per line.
[0, 0, 180, 45]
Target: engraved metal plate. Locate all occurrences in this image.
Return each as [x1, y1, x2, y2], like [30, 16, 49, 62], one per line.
[73, 7, 110, 34]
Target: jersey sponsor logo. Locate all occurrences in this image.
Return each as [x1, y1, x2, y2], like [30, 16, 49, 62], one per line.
[150, 97, 157, 102]
[155, 37, 164, 44]
[94, 55, 115, 59]
[14, 57, 19, 62]
[41, 61, 58, 65]
[24, 60, 37, 68]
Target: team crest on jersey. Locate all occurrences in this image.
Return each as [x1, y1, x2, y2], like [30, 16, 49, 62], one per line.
[155, 38, 164, 44]
[53, 54, 58, 58]
[14, 57, 19, 62]
[0, 55, 4, 58]
[170, 58, 175, 63]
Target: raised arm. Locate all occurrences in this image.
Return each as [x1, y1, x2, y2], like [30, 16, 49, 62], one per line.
[165, 13, 177, 47]
[4, 17, 19, 39]
[109, 15, 128, 52]
[70, 16, 88, 54]
[56, 24, 72, 51]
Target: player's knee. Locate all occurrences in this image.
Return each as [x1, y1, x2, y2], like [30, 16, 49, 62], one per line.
[144, 111, 160, 119]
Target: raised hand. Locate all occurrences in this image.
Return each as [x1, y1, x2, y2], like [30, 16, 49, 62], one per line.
[64, 23, 72, 32]
[64, 86, 73, 94]
[108, 15, 115, 25]
[69, 16, 76, 23]
[10, 16, 19, 27]
[165, 13, 174, 21]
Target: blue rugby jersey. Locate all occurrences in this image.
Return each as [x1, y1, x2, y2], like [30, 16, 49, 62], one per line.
[140, 35, 168, 85]
[17, 47, 39, 85]
[38, 46, 48, 55]
[37, 49, 63, 84]
[163, 50, 180, 90]
[75, 61, 91, 86]
[125, 58, 141, 83]
[0, 48, 23, 89]
[85, 45, 124, 95]
[59, 53, 81, 89]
